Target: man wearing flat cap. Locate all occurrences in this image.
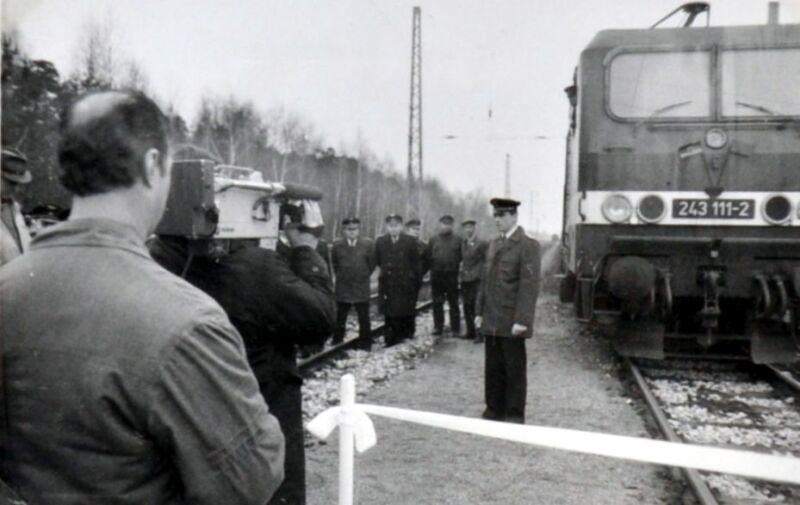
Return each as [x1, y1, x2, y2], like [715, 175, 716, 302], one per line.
[460, 219, 488, 342]
[331, 217, 376, 349]
[375, 214, 422, 346]
[1, 148, 33, 266]
[427, 214, 462, 336]
[476, 198, 540, 423]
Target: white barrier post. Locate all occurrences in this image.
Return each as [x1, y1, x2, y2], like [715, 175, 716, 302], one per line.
[339, 374, 356, 505]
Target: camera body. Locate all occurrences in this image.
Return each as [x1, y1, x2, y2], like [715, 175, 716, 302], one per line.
[156, 160, 323, 249]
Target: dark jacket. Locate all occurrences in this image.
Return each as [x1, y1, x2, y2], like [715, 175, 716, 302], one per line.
[331, 238, 375, 303]
[476, 226, 541, 338]
[150, 238, 336, 386]
[427, 231, 462, 273]
[1, 219, 284, 505]
[374, 233, 422, 317]
[461, 237, 489, 283]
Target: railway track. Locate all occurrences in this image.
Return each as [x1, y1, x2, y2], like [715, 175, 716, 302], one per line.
[627, 358, 800, 505]
[298, 296, 434, 375]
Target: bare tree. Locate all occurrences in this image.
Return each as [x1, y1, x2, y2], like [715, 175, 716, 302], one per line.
[264, 106, 321, 181]
[70, 18, 117, 89]
[192, 96, 264, 166]
[118, 59, 149, 92]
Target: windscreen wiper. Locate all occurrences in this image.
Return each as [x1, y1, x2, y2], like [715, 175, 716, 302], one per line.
[634, 100, 694, 131]
[735, 101, 776, 116]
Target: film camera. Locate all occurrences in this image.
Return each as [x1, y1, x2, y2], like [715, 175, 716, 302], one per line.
[155, 159, 324, 249]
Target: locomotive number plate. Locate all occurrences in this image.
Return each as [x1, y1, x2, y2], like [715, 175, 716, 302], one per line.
[672, 199, 755, 219]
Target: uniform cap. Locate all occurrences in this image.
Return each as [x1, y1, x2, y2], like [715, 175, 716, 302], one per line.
[439, 215, 455, 224]
[490, 197, 520, 212]
[385, 213, 403, 223]
[405, 218, 421, 227]
[342, 217, 361, 226]
[1, 148, 31, 184]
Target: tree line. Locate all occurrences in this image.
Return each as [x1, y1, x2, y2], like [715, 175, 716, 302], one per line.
[1, 25, 496, 241]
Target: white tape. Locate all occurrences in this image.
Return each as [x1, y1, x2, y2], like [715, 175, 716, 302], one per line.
[308, 403, 800, 485]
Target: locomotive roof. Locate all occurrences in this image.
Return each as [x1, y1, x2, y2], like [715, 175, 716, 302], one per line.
[584, 23, 800, 53]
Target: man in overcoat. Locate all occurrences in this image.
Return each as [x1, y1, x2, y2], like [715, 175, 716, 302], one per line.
[427, 214, 462, 335]
[460, 219, 488, 342]
[375, 214, 422, 346]
[476, 198, 540, 423]
[331, 217, 376, 349]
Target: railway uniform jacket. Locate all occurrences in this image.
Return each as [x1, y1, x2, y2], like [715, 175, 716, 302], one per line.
[331, 237, 376, 303]
[1, 219, 285, 505]
[460, 237, 489, 283]
[374, 233, 422, 317]
[427, 231, 462, 273]
[476, 226, 541, 338]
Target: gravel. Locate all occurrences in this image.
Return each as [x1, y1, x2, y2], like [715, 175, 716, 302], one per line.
[638, 360, 800, 503]
[304, 294, 681, 504]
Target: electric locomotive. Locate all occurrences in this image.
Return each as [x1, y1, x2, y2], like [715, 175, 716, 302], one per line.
[560, 3, 800, 363]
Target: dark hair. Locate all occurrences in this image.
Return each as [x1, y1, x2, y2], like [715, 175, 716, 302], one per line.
[58, 90, 169, 196]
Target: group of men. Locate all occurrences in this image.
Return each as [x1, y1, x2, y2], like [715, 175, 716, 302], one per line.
[0, 88, 541, 505]
[328, 201, 541, 425]
[326, 212, 488, 349]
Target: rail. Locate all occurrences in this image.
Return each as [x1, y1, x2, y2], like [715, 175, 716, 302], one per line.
[625, 358, 720, 505]
[764, 365, 800, 395]
[298, 280, 433, 374]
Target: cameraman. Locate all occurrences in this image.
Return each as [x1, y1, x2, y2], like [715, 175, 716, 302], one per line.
[150, 194, 335, 505]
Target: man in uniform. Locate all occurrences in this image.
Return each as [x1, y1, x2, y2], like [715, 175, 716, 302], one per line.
[476, 198, 540, 424]
[0, 91, 285, 504]
[427, 214, 462, 336]
[460, 219, 488, 342]
[404, 218, 428, 338]
[0, 148, 32, 266]
[375, 214, 421, 346]
[331, 217, 376, 349]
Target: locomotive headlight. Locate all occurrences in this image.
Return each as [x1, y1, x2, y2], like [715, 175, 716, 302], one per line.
[705, 128, 728, 150]
[762, 194, 792, 225]
[601, 194, 633, 223]
[637, 194, 666, 223]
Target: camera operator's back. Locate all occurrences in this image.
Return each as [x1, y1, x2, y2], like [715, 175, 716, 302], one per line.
[0, 218, 285, 505]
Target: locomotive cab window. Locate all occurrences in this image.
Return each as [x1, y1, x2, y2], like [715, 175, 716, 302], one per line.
[720, 48, 800, 118]
[607, 51, 711, 119]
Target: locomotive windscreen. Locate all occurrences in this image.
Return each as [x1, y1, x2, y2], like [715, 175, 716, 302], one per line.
[720, 48, 800, 117]
[608, 51, 711, 118]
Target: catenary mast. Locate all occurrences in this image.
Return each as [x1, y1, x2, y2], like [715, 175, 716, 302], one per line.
[406, 6, 423, 219]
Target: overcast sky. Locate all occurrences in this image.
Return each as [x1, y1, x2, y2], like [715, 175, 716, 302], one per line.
[3, 0, 798, 233]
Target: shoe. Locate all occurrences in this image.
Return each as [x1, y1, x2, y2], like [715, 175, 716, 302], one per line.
[505, 416, 525, 424]
[432, 328, 443, 336]
[481, 410, 502, 421]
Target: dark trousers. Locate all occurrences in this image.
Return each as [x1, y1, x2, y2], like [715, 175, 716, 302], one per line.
[263, 381, 305, 505]
[333, 301, 371, 348]
[385, 315, 415, 347]
[484, 336, 527, 421]
[461, 280, 479, 338]
[432, 271, 460, 333]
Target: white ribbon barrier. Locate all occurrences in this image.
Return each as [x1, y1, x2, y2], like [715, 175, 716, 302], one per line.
[306, 374, 800, 505]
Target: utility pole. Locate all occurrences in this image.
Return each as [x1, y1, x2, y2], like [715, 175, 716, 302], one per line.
[406, 6, 423, 219]
[504, 153, 511, 197]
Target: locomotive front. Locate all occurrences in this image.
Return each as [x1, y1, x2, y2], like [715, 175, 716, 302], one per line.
[561, 20, 800, 363]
